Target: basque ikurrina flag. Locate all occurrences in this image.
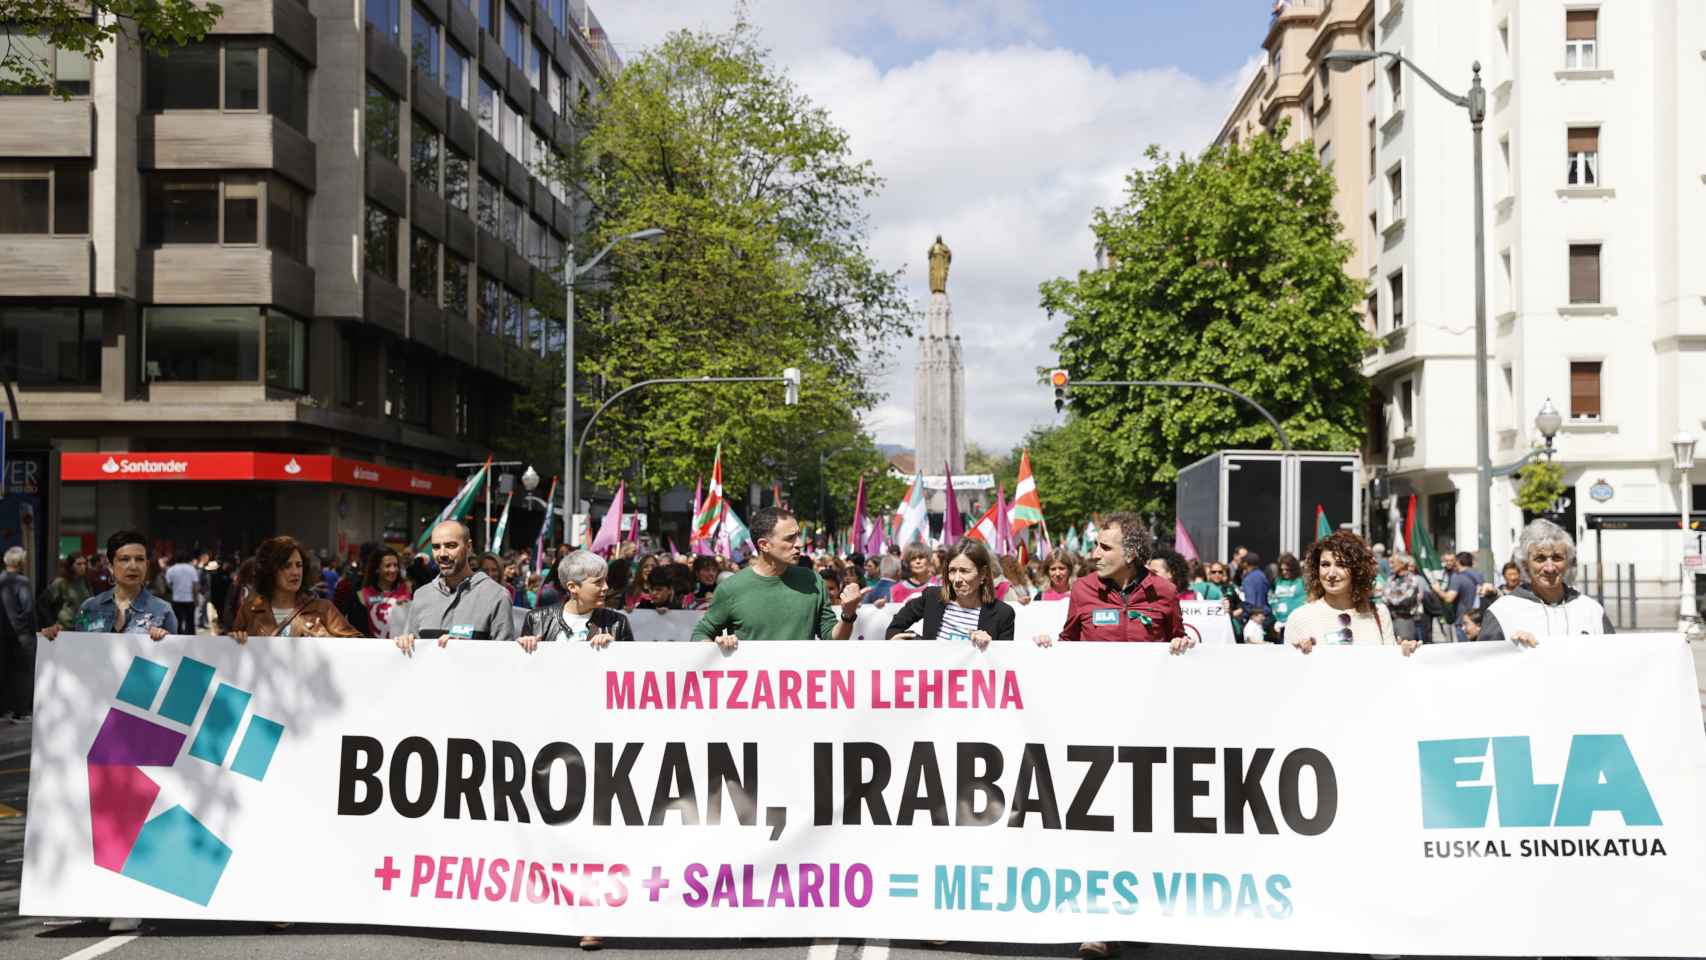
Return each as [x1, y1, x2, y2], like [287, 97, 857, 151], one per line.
[965, 501, 1002, 545]
[692, 445, 726, 542]
[895, 469, 929, 546]
[1009, 449, 1045, 536]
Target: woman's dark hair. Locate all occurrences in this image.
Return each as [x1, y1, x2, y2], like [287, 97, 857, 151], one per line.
[1500, 561, 1521, 577]
[1302, 531, 1380, 611]
[647, 564, 677, 589]
[106, 529, 149, 563]
[253, 536, 310, 603]
[1149, 547, 1191, 594]
[59, 553, 88, 581]
[691, 555, 720, 577]
[1277, 552, 1301, 579]
[938, 539, 997, 606]
[362, 546, 404, 591]
[606, 557, 632, 594]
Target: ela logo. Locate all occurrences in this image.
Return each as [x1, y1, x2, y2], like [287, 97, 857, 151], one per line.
[86, 655, 286, 905]
[1417, 735, 1660, 830]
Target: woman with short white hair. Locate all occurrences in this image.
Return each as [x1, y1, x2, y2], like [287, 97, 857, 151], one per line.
[1480, 519, 1614, 647]
[517, 550, 635, 650]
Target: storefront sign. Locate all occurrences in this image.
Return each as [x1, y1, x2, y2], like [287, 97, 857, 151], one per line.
[62, 452, 460, 498]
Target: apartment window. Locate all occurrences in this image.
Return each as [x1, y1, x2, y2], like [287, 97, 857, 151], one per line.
[1366, 213, 1377, 255]
[445, 146, 471, 211]
[144, 174, 304, 257]
[1387, 60, 1402, 112]
[530, 40, 545, 90]
[144, 306, 261, 382]
[477, 73, 498, 135]
[444, 252, 471, 315]
[1367, 119, 1376, 180]
[146, 45, 219, 109]
[411, 119, 441, 190]
[0, 161, 89, 234]
[223, 182, 259, 243]
[476, 175, 500, 233]
[1498, 135, 1511, 196]
[548, 65, 565, 113]
[502, 191, 522, 248]
[1568, 243, 1601, 304]
[411, 5, 440, 80]
[502, 3, 525, 64]
[551, 0, 567, 33]
[147, 42, 308, 133]
[384, 349, 428, 424]
[0, 27, 93, 95]
[1565, 10, 1597, 69]
[558, 72, 572, 118]
[477, 272, 499, 333]
[477, 0, 493, 32]
[1398, 379, 1414, 435]
[0, 306, 101, 387]
[411, 230, 439, 301]
[1499, 249, 1513, 310]
[1269, 47, 1280, 76]
[264, 309, 308, 393]
[1388, 166, 1403, 222]
[501, 97, 523, 157]
[1318, 140, 1333, 169]
[503, 285, 523, 342]
[224, 43, 260, 109]
[367, 0, 401, 44]
[1566, 127, 1598, 185]
[268, 46, 309, 133]
[366, 83, 401, 162]
[526, 304, 545, 353]
[526, 214, 545, 266]
[267, 177, 308, 261]
[1569, 361, 1602, 420]
[1366, 291, 1379, 332]
[445, 42, 470, 108]
[365, 204, 399, 281]
[1388, 271, 1405, 327]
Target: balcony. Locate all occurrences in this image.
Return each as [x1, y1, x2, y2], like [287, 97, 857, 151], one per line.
[0, 99, 92, 157]
[210, 0, 317, 63]
[0, 237, 91, 296]
[140, 114, 316, 190]
[140, 247, 316, 318]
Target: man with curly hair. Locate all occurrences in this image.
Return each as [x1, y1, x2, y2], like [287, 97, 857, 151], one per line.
[1035, 511, 1191, 650]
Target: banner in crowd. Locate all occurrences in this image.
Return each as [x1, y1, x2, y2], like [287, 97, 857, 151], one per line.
[22, 633, 1706, 955]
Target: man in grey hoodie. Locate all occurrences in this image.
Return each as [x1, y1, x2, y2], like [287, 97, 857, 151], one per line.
[394, 520, 517, 655]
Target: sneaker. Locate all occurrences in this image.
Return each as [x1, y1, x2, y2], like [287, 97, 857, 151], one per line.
[108, 917, 142, 933]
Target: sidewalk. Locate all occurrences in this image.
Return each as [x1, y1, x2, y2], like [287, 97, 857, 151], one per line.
[0, 717, 34, 940]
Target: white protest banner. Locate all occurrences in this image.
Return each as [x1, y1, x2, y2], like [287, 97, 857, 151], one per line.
[1180, 599, 1236, 645]
[512, 608, 708, 643]
[22, 633, 1706, 956]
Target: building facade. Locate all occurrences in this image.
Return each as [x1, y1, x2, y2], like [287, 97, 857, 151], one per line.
[1215, 0, 1706, 618]
[0, 0, 621, 566]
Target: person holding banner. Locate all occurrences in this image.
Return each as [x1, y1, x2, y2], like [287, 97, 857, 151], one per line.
[227, 536, 361, 642]
[1285, 531, 1416, 654]
[1479, 518, 1614, 647]
[885, 539, 1014, 646]
[47, 530, 176, 641]
[690, 507, 863, 648]
[516, 549, 633, 650]
[394, 521, 518, 655]
[1034, 512, 1193, 654]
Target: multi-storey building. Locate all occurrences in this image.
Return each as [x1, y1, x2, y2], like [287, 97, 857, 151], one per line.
[1216, 1, 1706, 619]
[0, 0, 621, 566]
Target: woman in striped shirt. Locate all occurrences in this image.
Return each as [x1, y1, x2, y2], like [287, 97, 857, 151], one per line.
[884, 539, 1015, 646]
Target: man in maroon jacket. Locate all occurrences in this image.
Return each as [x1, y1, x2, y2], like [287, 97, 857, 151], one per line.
[1035, 511, 1194, 654]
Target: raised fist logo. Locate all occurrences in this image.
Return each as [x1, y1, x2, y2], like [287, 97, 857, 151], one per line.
[86, 655, 285, 905]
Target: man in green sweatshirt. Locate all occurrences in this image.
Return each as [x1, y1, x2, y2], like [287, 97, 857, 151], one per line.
[691, 507, 863, 648]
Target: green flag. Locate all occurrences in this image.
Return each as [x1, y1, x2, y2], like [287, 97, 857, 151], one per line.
[1315, 504, 1332, 541]
[413, 457, 489, 554]
[1405, 494, 1443, 573]
[492, 490, 514, 550]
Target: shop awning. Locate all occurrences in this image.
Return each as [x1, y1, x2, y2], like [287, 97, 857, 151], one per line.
[61, 452, 462, 498]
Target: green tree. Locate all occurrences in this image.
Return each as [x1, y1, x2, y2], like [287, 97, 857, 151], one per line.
[543, 21, 913, 503]
[1012, 419, 1124, 535]
[1514, 458, 1568, 515]
[1037, 128, 1372, 516]
[0, 0, 223, 95]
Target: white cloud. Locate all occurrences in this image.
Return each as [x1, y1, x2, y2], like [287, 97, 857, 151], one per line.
[594, 1, 1252, 453]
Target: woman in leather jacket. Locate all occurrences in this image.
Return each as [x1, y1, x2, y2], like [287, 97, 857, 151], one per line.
[517, 549, 634, 651]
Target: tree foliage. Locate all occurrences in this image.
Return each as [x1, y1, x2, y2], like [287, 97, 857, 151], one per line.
[0, 1, 223, 95]
[544, 21, 913, 510]
[1036, 128, 1372, 516]
[1514, 458, 1568, 515]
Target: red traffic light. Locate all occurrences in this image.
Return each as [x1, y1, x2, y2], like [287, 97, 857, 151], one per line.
[1049, 369, 1069, 388]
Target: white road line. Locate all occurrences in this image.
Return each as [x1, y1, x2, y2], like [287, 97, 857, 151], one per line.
[57, 934, 139, 960]
[0, 748, 33, 764]
[806, 937, 840, 960]
[861, 938, 891, 960]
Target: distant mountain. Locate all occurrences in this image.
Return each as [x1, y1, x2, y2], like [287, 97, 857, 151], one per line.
[875, 443, 913, 456]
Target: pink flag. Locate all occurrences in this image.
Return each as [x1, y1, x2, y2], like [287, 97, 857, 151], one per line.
[850, 475, 867, 552]
[1037, 520, 1053, 560]
[1174, 516, 1200, 563]
[628, 513, 640, 545]
[863, 513, 885, 556]
[994, 482, 1011, 555]
[587, 482, 625, 556]
[942, 463, 963, 545]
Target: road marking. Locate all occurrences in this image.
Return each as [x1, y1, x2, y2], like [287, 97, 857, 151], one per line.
[807, 937, 840, 960]
[0, 748, 32, 764]
[58, 934, 139, 960]
[862, 939, 891, 960]
[0, 767, 31, 774]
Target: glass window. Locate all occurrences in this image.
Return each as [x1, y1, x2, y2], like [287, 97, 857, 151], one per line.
[367, 0, 400, 43]
[335, 331, 358, 408]
[477, 73, 498, 134]
[224, 44, 260, 110]
[478, 0, 493, 32]
[477, 175, 500, 233]
[503, 285, 523, 343]
[502, 192, 522, 247]
[445, 42, 470, 108]
[0, 174, 47, 234]
[268, 45, 309, 133]
[0, 306, 101, 387]
[52, 44, 92, 96]
[548, 65, 564, 113]
[367, 83, 400, 162]
[0, 27, 92, 96]
[444, 252, 470, 315]
[551, 0, 567, 34]
[410, 118, 440, 190]
[144, 306, 261, 383]
[146, 177, 219, 244]
[477, 272, 499, 333]
[223, 182, 260, 244]
[411, 5, 439, 80]
[365, 204, 398, 280]
[146, 44, 219, 110]
[445, 146, 470, 210]
[265, 309, 307, 393]
[503, 4, 525, 64]
[507, 100, 525, 158]
[267, 176, 308, 261]
[530, 40, 545, 89]
[411, 230, 439, 301]
[52, 161, 89, 235]
[526, 304, 544, 353]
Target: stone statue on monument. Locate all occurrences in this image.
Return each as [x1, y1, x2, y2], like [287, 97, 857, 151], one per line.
[928, 235, 952, 294]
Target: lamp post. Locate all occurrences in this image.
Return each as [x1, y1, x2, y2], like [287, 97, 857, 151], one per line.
[1326, 49, 1490, 573]
[1534, 398, 1563, 462]
[562, 227, 665, 517]
[1673, 431, 1698, 632]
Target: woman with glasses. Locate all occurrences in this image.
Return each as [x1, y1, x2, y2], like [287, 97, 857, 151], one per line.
[1287, 530, 1419, 655]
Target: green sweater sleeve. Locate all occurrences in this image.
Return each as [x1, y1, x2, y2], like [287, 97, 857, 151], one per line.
[691, 579, 736, 641]
[814, 574, 837, 641]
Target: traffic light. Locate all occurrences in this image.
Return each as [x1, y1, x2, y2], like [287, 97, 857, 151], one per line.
[782, 367, 800, 406]
[1050, 369, 1069, 413]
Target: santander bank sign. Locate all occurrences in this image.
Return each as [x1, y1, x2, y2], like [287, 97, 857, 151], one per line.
[62, 452, 460, 498]
[99, 456, 191, 476]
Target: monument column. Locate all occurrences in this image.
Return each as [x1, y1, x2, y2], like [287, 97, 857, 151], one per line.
[914, 235, 966, 518]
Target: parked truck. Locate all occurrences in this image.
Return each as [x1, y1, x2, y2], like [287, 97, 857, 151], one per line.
[1176, 450, 1363, 565]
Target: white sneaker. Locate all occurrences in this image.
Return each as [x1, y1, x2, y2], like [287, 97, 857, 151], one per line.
[107, 917, 142, 933]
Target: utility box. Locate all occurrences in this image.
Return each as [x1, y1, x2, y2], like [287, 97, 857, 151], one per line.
[1176, 450, 1363, 564]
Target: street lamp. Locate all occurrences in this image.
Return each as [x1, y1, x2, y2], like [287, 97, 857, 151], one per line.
[1534, 399, 1563, 461]
[1673, 432, 1698, 632]
[1326, 48, 1491, 572]
[521, 465, 540, 493]
[563, 227, 665, 514]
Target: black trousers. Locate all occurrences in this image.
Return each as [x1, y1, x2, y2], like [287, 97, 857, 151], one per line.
[171, 602, 198, 635]
[0, 633, 34, 718]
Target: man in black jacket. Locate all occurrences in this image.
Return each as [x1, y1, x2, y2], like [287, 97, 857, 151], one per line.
[0, 546, 37, 722]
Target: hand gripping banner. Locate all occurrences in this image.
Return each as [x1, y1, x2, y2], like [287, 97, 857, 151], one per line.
[22, 633, 1706, 956]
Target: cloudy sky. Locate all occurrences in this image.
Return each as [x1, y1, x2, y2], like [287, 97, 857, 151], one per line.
[595, 1, 1265, 454]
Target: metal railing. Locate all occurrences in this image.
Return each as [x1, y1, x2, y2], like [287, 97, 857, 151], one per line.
[1576, 563, 1705, 631]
